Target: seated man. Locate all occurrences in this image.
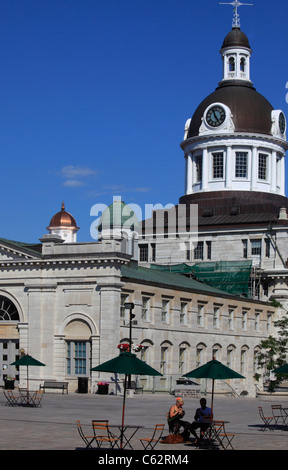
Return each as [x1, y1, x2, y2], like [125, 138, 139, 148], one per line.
[190, 398, 212, 444]
[167, 397, 190, 440]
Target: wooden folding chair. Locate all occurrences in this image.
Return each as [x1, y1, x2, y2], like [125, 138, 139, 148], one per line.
[140, 424, 165, 450]
[5, 390, 20, 406]
[91, 420, 120, 449]
[76, 420, 96, 449]
[30, 390, 44, 407]
[271, 405, 285, 428]
[212, 421, 235, 450]
[258, 407, 274, 432]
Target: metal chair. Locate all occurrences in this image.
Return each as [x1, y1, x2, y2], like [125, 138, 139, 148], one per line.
[91, 420, 120, 449]
[76, 420, 96, 449]
[258, 407, 274, 431]
[212, 421, 235, 450]
[140, 424, 165, 450]
[271, 405, 285, 429]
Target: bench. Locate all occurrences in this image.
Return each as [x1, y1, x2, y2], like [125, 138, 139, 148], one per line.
[40, 381, 68, 394]
[125, 380, 143, 394]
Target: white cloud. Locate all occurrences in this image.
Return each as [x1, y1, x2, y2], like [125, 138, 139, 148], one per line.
[60, 165, 97, 188]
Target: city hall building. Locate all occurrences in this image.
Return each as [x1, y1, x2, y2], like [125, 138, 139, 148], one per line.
[1, 13, 287, 397]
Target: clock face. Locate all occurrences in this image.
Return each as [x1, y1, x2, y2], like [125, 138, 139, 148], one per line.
[206, 105, 226, 128]
[279, 112, 286, 134]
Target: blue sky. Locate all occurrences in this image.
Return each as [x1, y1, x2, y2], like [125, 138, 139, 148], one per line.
[0, 0, 287, 243]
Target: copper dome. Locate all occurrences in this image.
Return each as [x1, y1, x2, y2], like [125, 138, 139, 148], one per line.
[47, 202, 79, 229]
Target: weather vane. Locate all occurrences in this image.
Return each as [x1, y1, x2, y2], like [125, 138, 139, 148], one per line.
[219, 0, 254, 28]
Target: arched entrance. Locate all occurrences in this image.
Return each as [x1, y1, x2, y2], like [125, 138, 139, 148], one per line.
[0, 295, 20, 385]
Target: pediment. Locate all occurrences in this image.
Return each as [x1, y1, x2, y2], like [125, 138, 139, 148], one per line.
[0, 239, 42, 261]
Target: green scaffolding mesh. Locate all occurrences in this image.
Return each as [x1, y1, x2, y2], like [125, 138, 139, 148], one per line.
[150, 261, 252, 297]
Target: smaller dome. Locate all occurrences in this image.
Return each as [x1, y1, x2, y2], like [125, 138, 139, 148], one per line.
[221, 27, 251, 50]
[97, 200, 138, 232]
[47, 202, 79, 229]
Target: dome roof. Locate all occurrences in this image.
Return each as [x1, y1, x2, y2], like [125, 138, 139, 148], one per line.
[47, 202, 79, 229]
[187, 81, 274, 138]
[97, 200, 138, 232]
[221, 27, 251, 50]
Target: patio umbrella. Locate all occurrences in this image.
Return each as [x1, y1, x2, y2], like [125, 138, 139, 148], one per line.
[11, 354, 46, 400]
[184, 359, 245, 416]
[91, 351, 162, 447]
[273, 363, 288, 374]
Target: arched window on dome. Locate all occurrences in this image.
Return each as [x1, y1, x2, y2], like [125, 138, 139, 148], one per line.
[0, 296, 20, 321]
[229, 57, 235, 72]
[240, 57, 246, 72]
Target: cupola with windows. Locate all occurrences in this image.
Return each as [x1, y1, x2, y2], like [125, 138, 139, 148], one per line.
[180, 19, 288, 218]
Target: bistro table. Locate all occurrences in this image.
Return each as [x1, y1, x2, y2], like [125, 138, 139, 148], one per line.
[116, 425, 143, 450]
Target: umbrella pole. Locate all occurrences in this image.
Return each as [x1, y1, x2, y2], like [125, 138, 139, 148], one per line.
[211, 379, 215, 420]
[121, 374, 127, 449]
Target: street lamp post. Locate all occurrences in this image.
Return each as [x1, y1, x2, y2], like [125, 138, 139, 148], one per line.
[124, 302, 135, 389]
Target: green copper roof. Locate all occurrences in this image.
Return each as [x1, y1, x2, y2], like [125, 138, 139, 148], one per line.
[121, 264, 232, 297]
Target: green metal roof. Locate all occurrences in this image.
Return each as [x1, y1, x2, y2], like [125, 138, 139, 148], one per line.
[0, 238, 42, 256]
[121, 264, 234, 297]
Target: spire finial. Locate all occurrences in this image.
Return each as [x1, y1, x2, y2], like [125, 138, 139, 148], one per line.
[219, 0, 253, 28]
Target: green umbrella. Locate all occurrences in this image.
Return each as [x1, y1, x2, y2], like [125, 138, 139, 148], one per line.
[11, 354, 46, 400]
[273, 363, 288, 374]
[91, 351, 162, 447]
[184, 359, 245, 416]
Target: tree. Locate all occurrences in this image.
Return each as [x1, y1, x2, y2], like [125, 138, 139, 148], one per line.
[256, 314, 288, 391]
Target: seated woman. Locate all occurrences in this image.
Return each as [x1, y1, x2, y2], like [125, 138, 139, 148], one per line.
[167, 397, 190, 440]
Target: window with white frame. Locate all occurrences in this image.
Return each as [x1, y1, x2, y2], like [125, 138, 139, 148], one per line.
[255, 312, 260, 331]
[196, 345, 204, 368]
[161, 299, 169, 323]
[66, 341, 90, 377]
[120, 294, 129, 320]
[142, 296, 150, 322]
[242, 310, 247, 330]
[160, 346, 169, 374]
[258, 153, 268, 180]
[267, 314, 272, 333]
[180, 302, 188, 325]
[228, 308, 234, 330]
[235, 151, 248, 178]
[197, 304, 204, 327]
[194, 241, 204, 260]
[212, 152, 224, 179]
[240, 348, 247, 375]
[139, 244, 148, 262]
[227, 347, 234, 369]
[179, 346, 186, 375]
[213, 306, 220, 328]
[251, 239, 262, 257]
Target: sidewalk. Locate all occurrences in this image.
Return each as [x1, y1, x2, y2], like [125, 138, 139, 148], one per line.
[0, 390, 287, 450]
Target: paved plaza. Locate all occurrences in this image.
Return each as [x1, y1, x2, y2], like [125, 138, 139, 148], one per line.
[0, 389, 287, 451]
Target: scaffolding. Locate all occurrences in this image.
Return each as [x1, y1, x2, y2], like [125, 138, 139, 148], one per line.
[151, 260, 252, 297]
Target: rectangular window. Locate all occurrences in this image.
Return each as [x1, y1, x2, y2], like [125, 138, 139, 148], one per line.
[235, 151, 248, 178]
[258, 153, 268, 180]
[265, 238, 270, 258]
[242, 239, 248, 259]
[179, 347, 186, 375]
[180, 302, 187, 325]
[242, 311, 247, 330]
[213, 307, 220, 328]
[160, 346, 168, 374]
[206, 241, 212, 260]
[195, 156, 202, 182]
[228, 308, 234, 330]
[142, 296, 150, 322]
[212, 152, 224, 179]
[120, 294, 129, 319]
[255, 312, 260, 331]
[194, 241, 204, 260]
[139, 244, 148, 262]
[66, 341, 90, 376]
[151, 243, 156, 262]
[197, 304, 204, 327]
[251, 239, 262, 256]
[161, 299, 169, 323]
